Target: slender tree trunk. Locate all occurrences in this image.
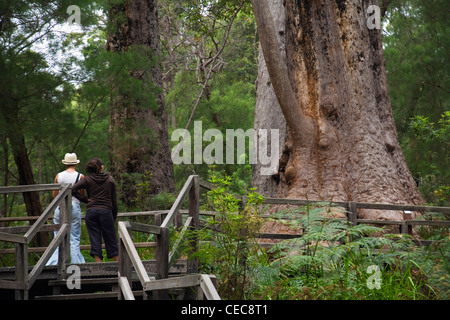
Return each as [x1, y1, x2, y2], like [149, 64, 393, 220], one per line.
[252, 0, 424, 221]
[107, 0, 175, 207]
[1, 103, 46, 245]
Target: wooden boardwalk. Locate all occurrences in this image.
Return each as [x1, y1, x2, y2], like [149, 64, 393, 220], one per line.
[0, 175, 449, 300]
[0, 260, 189, 300]
[0, 176, 219, 300]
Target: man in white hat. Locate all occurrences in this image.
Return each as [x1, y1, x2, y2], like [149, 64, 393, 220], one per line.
[47, 153, 86, 265]
[61, 153, 80, 166]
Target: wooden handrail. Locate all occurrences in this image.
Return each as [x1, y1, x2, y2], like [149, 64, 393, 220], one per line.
[199, 274, 220, 300]
[117, 175, 218, 300]
[27, 223, 70, 289]
[0, 231, 27, 244]
[118, 275, 135, 300]
[25, 184, 72, 243]
[264, 197, 450, 214]
[161, 175, 194, 228]
[0, 184, 71, 244]
[118, 221, 152, 285]
[0, 184, 61, 194]
[0, 183, 73, 299]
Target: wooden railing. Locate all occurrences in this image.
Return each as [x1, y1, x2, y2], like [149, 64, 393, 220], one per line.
[0, 183, 72, 300]
[262, 197, 450, 239]
[117, 175, 220, 300]
[1, 175, 448, 300]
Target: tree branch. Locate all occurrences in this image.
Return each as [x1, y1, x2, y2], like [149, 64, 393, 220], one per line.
[251, 0, 312, 146]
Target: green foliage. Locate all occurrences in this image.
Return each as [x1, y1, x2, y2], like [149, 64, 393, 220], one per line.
[252, 205, 448, 300]
[0, 0, 108, 194]
[164, 6, 258, 192]
[191, 173, 265, 299]
[384, 0, 449, 205]
[176, 0, 252, 36]
[187, 179, 448, 300]
[408, 112, 450, 205]
[410, 112, 450, 143]
[134, 170, 176, 210]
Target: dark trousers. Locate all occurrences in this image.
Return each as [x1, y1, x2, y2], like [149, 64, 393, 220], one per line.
[85, 209, 118, 259]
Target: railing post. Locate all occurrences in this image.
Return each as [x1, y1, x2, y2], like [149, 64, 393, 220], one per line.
[175, 205, 182, 231]
[188, 176, 199, 274]
[347, 201, 357, 226]
[118, 221, 133, 300]
[154, 213, 169, 299]
[57, 186, 71, 280]
[14, 243, 28, 300]
[401, 211, 413, 235]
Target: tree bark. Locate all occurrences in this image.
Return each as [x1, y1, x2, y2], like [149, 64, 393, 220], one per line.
[1, 103, 46, 245]
[252, 0, 424, 221]
[252, 0, 287, 198]
[107, 0, 175, 206]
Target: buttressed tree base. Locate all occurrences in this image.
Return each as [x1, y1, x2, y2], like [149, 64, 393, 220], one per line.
[252, 0, 424, 221]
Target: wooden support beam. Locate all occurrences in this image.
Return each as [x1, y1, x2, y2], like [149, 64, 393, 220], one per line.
[348, 201, 357, 226]
[188, 176, 199, 274]
[14, 243, 28, 300]
[0, 279, 26, 290]
[128, 221, 161, 235]
[0, 232, 27, 244]
[143, 274, 200, 291]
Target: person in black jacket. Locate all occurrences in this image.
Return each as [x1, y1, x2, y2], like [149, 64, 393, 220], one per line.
[73, 158, 119, 262]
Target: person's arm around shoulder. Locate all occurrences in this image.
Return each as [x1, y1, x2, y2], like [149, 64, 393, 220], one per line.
[79, 174, 86, 197]
[73, 176, 89, 203]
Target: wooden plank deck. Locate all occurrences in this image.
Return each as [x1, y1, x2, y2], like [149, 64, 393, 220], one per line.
[0, 260, 188, 281]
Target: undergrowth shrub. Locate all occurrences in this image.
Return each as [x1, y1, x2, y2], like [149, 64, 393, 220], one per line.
[253, 204, 448, 300]
[187, 174, 449, 300]
[191, 173, 266, 299]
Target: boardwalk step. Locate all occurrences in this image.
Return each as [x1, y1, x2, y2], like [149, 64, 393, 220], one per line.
[48, 277, 119, 286]
[34, 288, 187, 300]
[35, 291, 143, 300]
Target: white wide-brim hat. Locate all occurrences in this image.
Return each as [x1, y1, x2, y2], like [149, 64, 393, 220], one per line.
[62, 153, 80, 165]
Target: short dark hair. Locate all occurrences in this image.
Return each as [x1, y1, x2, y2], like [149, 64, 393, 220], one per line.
[86, 158, 103, 174]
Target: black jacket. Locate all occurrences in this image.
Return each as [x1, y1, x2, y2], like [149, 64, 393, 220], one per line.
[73, 173, 118, 220]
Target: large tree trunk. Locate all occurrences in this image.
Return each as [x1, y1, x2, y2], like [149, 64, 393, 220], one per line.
[252, 0, 424, 221]
[107, 0, 175, 207]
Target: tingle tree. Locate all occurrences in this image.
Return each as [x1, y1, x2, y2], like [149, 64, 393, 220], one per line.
[106, 0, 175, 206]
[251, 0, 424, 220]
